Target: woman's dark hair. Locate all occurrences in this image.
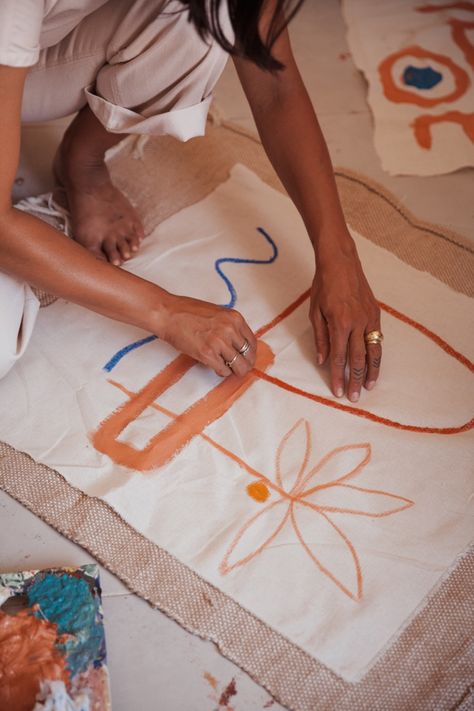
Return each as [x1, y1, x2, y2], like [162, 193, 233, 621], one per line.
[178, 0, 305, 71]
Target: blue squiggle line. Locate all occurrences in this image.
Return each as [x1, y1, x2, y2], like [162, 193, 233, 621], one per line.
[215, 227, 278, 309]
[102, 226, 278, 372]
[103, 335, 157, 373]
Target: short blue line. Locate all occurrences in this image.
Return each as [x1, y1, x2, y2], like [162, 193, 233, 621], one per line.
[103, 335, 157, 373]
[102, 226, 279, 372]
[215, 227, 279, 309]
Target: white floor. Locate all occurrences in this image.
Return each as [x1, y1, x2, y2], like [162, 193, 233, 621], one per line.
[2, 3, 472, 710]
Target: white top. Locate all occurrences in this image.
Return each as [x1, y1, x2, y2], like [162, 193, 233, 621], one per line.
[0, 0, 109, 67]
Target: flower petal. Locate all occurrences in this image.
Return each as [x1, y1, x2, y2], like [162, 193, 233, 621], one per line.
[291, 502, 363, 600]
[300, 442, 371, 496]
[219, 500, 290, 575]
[304, 483, 414, 517]
[275, 419, 311, 494]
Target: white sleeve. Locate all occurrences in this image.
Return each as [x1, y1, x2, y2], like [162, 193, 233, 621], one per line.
[0, 0, 45, 67]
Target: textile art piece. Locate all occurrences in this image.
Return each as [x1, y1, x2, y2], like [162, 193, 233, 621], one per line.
[1, 162, 473, 696]
[342, 0, 474, 175]
[0, 565, 111, 711]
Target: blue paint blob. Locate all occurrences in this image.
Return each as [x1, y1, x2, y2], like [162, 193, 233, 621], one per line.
[27, 573, 105, 677]
[403, 65, 443, 90]
[102, 226, 279, 372]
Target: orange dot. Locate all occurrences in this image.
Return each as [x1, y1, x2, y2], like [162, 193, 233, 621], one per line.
[247, 481, 270, 503]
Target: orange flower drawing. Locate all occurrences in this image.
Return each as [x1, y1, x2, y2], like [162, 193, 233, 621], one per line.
[219, 419, 414, 601]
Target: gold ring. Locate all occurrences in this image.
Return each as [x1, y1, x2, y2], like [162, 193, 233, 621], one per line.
[238, 339, 251, 357]
[365, 330, 384, 345]
[224, 353, 239, 369]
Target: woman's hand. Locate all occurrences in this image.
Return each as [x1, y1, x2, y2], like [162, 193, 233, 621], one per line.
[160, 294, 257, 378]
[310, 236, 382, 402]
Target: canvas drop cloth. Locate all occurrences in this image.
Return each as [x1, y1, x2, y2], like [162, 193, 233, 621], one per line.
[342, 0, 474, 176]
[1, 164, 473, 687]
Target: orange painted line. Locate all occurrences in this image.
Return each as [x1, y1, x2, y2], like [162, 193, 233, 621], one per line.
[252, 289, 474, 434]
[276, 419, 312, 492]
[255, 370, 474, 434]
[291, 504, 363, 601]
[219, 501, 291, 575]
[378, 300, 474, 372]
[255, 289, 311, 338]
[412, 111, 474, 149]
[450, 19, 474, 70]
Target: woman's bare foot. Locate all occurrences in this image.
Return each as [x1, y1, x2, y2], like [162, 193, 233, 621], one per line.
[53, 107, 145, 266]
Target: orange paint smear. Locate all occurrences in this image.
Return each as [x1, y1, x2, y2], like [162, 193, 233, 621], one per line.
[247, 481, 270, 502]
[93, 342, 274, 471]
[203, 671, 218, 691]
[413, 111, 474, 148]
[0, 608, 69, 711]
[378, 45, 470, 106]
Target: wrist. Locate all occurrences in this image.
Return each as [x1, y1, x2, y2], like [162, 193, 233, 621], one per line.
[129, 279, 173, 337]
[312, 226, 358, 268]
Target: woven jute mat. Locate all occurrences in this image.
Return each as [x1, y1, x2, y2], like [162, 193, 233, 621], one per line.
[2, 120, 473, 711]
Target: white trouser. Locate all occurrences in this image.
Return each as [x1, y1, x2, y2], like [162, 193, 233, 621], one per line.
[0, 273, 40, 380]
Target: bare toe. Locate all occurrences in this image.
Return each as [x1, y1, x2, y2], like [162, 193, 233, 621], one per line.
[117, 233, 132, 261]
[102, 237, 123, 266]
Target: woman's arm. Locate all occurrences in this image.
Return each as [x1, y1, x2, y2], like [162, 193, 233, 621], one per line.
[0, 65, 256, 378]
[233, 4, 382, 402]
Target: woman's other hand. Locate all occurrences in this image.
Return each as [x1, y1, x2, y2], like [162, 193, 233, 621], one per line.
[310, 235, 382, 402]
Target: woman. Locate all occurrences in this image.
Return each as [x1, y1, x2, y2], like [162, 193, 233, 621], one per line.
[0, 0, 382, 402]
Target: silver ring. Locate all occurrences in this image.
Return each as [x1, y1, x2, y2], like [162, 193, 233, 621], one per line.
[238, 339, 251, 357]
[224, 353, 239, 369]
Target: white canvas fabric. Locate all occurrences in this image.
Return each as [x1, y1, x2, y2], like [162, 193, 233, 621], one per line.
[0, 166, 472, 682]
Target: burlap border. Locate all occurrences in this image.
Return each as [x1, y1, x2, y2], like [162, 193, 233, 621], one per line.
[1, 444, 472, 711]
[3, 123, 473, 710]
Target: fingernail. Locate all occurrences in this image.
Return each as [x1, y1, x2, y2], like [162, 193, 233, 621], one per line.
[350, 392, 360, 403]
[132, 245, 138, 251]
[366, 380, 376, 391]
[124, 252, 130, 259]
[336, 387, 343, 398]
[317, 354, 323, 365]
[113, 260, 120, 266]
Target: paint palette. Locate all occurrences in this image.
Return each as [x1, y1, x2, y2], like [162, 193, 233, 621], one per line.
[0, 564, 111, 711]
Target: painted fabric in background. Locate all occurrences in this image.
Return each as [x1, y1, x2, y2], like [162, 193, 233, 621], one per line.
[0, 166, 472, 682]
[342, 0, 474, 175]
[0, 565, 111, 711]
